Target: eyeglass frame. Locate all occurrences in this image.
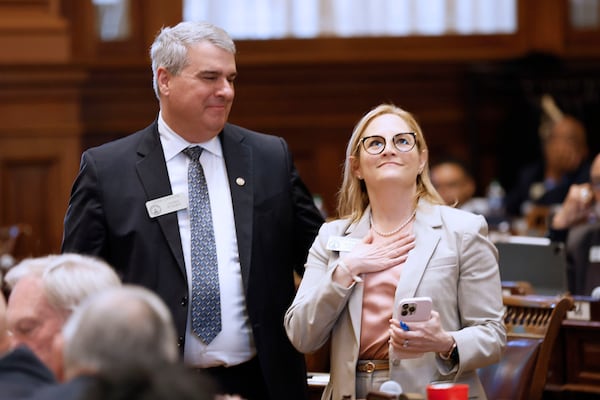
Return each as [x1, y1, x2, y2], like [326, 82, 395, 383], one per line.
[358, 132, 417, 155]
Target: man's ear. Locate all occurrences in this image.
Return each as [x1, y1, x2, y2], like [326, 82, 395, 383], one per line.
[156, 67, 171, 97]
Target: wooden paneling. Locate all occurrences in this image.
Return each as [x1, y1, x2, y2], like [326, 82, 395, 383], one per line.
[0, 0, 599, 255]
[226, 61, 469, 213]
[0, 66, 85, 255]
[0, 0, 69, 64]
[0, 138, 79, 255]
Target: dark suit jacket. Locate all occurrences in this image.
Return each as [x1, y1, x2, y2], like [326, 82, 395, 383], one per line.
[505, 159, 591, 216]
[0, 346, 56, 399]
[27, 375, 97, 400]
[62, 121, 324, 400]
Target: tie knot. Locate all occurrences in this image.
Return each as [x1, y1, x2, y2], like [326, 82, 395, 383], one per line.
[183, 146, 203, 161]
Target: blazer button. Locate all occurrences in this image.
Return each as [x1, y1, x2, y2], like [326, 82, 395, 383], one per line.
[180, 296, 188, 306]
[177, 336, 184, 347]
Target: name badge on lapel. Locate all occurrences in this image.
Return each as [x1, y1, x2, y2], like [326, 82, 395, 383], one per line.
[145, 193, 188, 218]
[326, 236, 360, 252]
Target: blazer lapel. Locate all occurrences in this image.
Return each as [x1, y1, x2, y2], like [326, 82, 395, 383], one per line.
[395, 201, 442, 299]
[135, 123, 186, 276]
[344, 212, 371, 349]
[220, 125, 253, 291]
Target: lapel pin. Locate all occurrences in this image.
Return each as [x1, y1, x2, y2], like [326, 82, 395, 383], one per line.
[235, 177, 245, 186]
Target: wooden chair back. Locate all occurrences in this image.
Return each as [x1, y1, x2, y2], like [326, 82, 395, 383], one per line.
[501, 280, 534, 295]
[478, 294, 573, 400]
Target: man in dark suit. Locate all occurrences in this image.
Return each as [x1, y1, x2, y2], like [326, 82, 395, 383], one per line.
[62, 21, 324, 400]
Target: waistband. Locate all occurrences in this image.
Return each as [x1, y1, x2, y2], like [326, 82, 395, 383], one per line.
[356, 359, 389, 373]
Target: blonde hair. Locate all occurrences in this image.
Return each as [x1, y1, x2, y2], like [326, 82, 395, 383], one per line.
[336, 104, 444, 221]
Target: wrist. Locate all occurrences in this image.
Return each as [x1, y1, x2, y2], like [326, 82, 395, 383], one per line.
[552, 210, 569, 230]
[336, 259, 363, 283]
[438, 338, 457, 361]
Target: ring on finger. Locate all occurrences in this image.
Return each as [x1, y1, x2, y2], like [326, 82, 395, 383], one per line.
[403, 339, 409, 348]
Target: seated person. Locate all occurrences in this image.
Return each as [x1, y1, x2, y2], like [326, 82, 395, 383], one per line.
[83, 362, 220, 400]
[549, 152, 600, 241]
[33, 285, 237, 400]
[29, 285, 189, 400]
[547, 153, 600, 295]
[1, 253, 121, 388]
[505, 115, 590, 217]
[430, 158, 488, 215]
[0, 291, 55, 400]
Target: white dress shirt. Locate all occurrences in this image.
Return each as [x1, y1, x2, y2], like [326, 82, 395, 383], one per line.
[158, 113, 255, 367]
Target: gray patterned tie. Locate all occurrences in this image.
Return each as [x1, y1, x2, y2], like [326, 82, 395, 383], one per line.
[183, 146, 221, 344]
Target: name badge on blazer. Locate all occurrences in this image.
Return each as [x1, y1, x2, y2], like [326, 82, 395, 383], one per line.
[145, 193, 188, 218]
[326, 236, 360, 252]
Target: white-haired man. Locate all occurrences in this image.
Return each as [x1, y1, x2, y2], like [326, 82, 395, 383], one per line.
[1, 290, 56, 399]
[2, 253, 121, 384]
[30, 285, 216, 400]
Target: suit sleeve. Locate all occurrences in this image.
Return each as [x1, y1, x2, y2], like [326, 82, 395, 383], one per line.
[451, 215, 506, 375]
[62, 151, 109, 261]
[281, 137, 325, 275]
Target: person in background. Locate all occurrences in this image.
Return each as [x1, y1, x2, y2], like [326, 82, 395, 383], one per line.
[549, 152, 600, 239]
[30, 285, 206, 400]
[0, 254, 121, 399]
[1, 290, 56, 400]
[285, 104, 505, 399]
[82, 363, 222, 400]
[4, 254, 122, 381]
[505, 114, 590, 217]
[61, 21, 324, 400]
[547, 153, 600, 295]
[430, 158, 488, 215]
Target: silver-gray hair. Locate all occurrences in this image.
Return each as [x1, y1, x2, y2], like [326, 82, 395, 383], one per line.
[4, 253, 121, 315]
[150, 21, 236, 99]
[62, 285, 178, 379]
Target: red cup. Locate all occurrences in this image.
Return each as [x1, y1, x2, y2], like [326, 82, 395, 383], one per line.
[426, 383, 469, 400]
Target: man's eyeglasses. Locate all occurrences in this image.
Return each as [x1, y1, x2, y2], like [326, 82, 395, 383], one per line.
[591, 178, 600, 191]
[359, 133, 417, 155]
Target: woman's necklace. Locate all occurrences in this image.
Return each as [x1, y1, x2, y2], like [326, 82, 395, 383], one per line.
[370, 208, 417, 237]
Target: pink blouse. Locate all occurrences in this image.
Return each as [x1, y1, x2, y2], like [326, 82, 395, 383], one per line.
[358, 262, 403, 360]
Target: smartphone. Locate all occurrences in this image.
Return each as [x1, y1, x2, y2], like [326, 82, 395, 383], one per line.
[398, 296, 432, 322]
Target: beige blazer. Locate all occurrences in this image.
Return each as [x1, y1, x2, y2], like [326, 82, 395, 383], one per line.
[285, 200, 506, 400]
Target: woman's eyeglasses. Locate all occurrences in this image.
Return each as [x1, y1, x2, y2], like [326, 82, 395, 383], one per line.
[359, 132, 416, 155]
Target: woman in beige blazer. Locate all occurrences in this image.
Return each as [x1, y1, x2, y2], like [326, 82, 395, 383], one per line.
[285, 104, 506, 399]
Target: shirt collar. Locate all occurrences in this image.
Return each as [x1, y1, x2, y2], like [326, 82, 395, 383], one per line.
[158, 112, 223, 161]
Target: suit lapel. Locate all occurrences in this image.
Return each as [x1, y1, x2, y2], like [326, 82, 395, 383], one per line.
[135, 123, 186, 276]
[220, 125, 253, 291]
[344, 212, 370, 349]
[396, 201, 442, 300]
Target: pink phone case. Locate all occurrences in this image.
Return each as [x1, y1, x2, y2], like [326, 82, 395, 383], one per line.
[398, 296, 432, 322]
